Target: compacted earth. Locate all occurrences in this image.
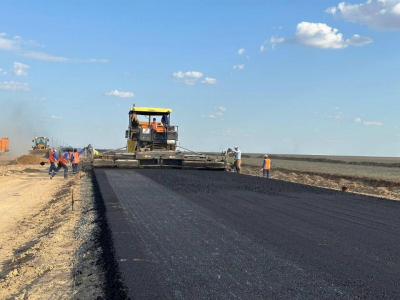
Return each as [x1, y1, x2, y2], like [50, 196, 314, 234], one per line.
[0, 156, 104, 299]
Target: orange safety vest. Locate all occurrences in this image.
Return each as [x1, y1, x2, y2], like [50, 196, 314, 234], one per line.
[59, 153, 69, 165]
[151, 122, 157, 130]
[72, 152, 80, 164]
[49, 151, 56, 162]
[263, 158, 271, 170]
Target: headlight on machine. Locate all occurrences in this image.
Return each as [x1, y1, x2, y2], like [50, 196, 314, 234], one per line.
[167, 140, 176, 145]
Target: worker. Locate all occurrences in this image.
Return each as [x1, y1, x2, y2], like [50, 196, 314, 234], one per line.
[262, 154, 271, 178]
[233, 146, 242, 173]
[71, 148, 86, 174]
[151, 118, 157, 130]
[131, 112, 139, 128]
[50, 149, 72, 179]
[48, 148, 58, 175]
[86, 144, 93, 158]
[161, 114, 169, 126]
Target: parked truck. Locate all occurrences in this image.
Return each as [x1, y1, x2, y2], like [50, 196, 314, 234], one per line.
[0, 138, 9, 153]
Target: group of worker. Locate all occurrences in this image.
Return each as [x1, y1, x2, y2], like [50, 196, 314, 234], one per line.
[48, 147, 86, 179]
[230, 146, 271, 178]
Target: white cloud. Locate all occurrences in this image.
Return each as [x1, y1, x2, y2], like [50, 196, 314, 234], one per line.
[173, 70, 203, 85]
[291, 22, 371, 49]
[217, 107, 227, 111]
[0, 33, 108, 63]
[345, 34, 373, 46]
[270, 36, 285, 45]
[105, 90, 134, 98]
[184, 71, 203, 78]
[20, 51, 108, 63]
[0, 33, 18, 50]
[363, 121, 383, 126]
[13, 62, 29, 76]
[173, 71, 203, 78]
[261, 36, 285, 51]
[173, 71, 185, 78]
[51, 115, 63, 119]
[238, 48, 245, 55]
[215, 112, 223, 116]
[268, 22, 372, 49]
[0, 81, 29, 91]
[184, 79, 196, 85]
[209, 114, 216, 118]
[201, 77, 217, 84]
[326, 0, 400, 29]
[355, 117, 361, 123]
[233, 64, 244, 70]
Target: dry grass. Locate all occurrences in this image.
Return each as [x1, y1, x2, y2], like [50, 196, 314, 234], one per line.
[236, 153, 400, 201]
[241, 155, 400, 183]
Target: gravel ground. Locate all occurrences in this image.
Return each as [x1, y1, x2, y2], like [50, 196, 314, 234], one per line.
[72, 171, 105, 300]
[94, 169, 400, 299]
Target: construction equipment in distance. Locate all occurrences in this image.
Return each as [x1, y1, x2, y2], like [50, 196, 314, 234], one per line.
[29, 136, 50, 158]
[93, 105, 227, 169]
[0, 138, 9, 153]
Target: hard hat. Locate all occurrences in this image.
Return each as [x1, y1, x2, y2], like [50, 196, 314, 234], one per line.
[53, 149, 57, 152]
[234, 146, 238, 149]
[264, 154, 268, 157]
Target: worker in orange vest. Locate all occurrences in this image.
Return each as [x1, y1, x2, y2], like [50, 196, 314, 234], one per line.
[262, 154, 271, 178]
[151, 118, 157, 130]
[71, 148, 86, 174]
[48, 148, 58, 175]
[50, 149, 72, 179]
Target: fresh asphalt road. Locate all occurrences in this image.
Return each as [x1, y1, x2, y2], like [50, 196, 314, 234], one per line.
[94, 169, 400, 299]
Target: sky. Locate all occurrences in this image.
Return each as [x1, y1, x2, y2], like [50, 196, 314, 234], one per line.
[1, 0, 400, 156]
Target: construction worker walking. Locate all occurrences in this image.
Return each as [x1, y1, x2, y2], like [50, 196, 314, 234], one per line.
[48, 148, 58, 175]
[233, 146, 242, 173]
[262, 154, 271, 178]
[50, 149, 72, 179]
[71, 148, 85, 174]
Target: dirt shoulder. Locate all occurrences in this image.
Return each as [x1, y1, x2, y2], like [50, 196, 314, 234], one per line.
[240, 164, 400, 201]
[0, 163, 104, 299]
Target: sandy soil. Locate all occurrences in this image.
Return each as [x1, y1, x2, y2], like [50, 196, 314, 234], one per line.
[0, 161, 103, 299]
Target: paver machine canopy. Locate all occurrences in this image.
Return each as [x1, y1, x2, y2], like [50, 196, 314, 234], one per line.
[92, 104, 227, 169]
[126, 106, 176, 153]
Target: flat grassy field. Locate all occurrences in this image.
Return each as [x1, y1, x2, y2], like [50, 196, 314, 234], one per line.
[240, 154, 400, 183]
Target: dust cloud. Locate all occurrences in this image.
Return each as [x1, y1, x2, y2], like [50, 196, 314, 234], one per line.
[0, 99, 54, 156]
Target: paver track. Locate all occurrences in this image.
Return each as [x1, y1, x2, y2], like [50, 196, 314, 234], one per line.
[94, 169, 400, 299]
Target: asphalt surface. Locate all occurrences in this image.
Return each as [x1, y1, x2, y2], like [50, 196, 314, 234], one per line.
[94, 169, 400, 299]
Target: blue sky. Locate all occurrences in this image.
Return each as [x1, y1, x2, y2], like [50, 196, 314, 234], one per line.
[1, 0, 399, 156]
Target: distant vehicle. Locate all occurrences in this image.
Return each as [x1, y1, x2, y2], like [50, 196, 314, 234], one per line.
[0, 138, 9, 153]
[29, 136, 50, 158]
